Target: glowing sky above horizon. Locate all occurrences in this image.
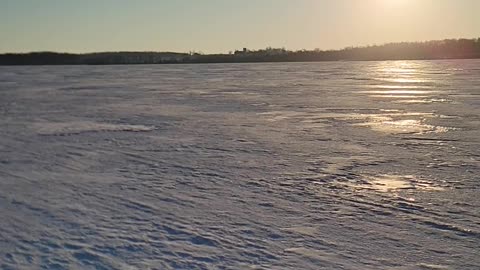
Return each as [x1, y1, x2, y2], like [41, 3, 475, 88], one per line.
[1, 0, 479, 53]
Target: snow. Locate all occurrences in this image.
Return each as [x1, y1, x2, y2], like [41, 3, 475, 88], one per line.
[0, 60, 479, 269]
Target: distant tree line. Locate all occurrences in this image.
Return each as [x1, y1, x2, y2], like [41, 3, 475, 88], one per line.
[1, 38, 480, 65]
[0, 52, 189, 65]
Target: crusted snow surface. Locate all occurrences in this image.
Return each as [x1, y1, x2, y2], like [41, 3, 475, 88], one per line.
[0, 60, 479, 269]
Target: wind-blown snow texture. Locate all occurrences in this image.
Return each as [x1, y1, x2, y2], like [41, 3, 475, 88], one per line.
[1, 60, 479, 269]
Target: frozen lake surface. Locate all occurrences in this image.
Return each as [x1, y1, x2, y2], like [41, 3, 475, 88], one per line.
[1, 60, 479, 269]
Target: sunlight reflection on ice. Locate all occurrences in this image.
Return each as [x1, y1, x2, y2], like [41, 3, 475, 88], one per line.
[364, 85, 432, 89]
[395, 98, 452, 104]
[370, 95, 429, 99]
[361, 175, 445, 193]
[352, 61, 456, 133]
[259, 110, 454, 135]
[380, 78, 432, 83]
[355, 116, 453, 134]
[361, 90, 435, 94]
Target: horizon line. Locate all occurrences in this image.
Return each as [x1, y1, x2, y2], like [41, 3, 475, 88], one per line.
[2, 37, 479, 55]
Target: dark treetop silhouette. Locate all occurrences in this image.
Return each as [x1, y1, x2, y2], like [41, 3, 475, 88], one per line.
[1, 38, 480, 65]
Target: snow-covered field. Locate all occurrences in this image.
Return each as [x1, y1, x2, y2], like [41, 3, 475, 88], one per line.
[1, 60, 479, 269]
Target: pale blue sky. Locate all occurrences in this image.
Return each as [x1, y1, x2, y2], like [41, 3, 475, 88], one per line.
[1, 0, 479, 53]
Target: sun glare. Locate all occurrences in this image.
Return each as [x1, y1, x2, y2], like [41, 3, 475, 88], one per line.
[384, 0, 411, 7]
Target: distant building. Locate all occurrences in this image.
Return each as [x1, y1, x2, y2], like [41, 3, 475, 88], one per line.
[234, 48, 249, 55]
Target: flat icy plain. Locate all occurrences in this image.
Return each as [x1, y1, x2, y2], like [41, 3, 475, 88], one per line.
[1, 60, 479, 269]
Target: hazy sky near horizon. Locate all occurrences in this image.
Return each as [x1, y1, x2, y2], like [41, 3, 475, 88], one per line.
[1, 0, 479, 53]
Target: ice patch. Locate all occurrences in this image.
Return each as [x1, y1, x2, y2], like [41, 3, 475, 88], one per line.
[284, 247, 338, 262]
[416, 263, 450, 269]
[34, 121, 155, 136]
[282, 226, 318, 236]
